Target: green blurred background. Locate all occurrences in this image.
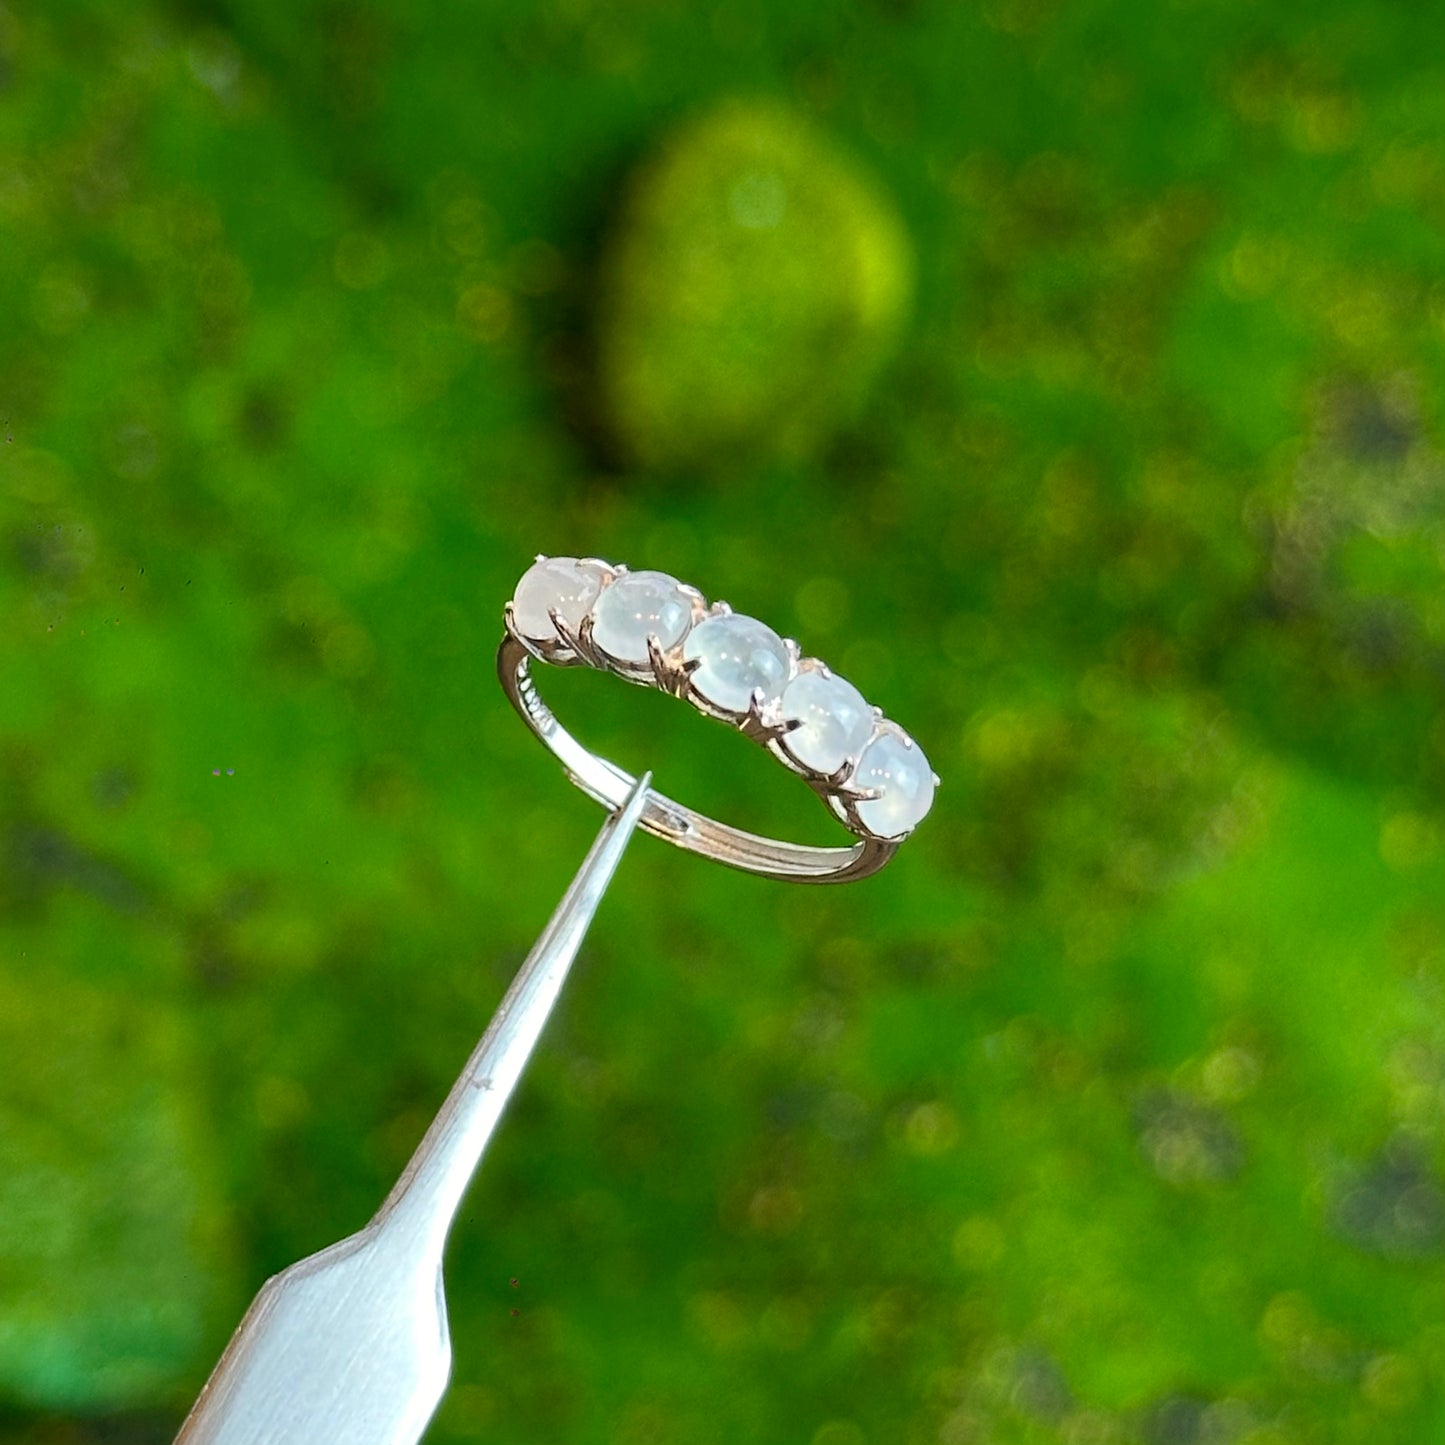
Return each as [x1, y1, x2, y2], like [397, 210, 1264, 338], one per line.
[3, 1, 1445, 1441]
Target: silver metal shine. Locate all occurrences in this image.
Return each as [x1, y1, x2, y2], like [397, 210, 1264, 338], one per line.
[497, 633, 898, 883]
[173, 775, 654, 1445]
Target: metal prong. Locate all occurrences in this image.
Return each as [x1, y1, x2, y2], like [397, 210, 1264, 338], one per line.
[550, 607, 598, 667]
[646, 634, 676, 692]
[871, 705, 884, 720]
[932, 772, 942, 788]
[824, 758, 856, 789]
[784, 638, 802, 665]
[712, 598, 733, 617]
[573, 611, 606, 667]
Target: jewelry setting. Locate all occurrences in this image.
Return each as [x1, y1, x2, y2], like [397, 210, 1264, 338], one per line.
[498, 556, 935, 883]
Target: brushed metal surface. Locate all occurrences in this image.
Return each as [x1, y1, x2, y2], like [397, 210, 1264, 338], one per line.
[175, 775, 652, 1445]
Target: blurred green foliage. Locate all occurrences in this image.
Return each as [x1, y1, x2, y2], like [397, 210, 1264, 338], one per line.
[2, 1, 1445, 1443]
[596, 98, 912, 468]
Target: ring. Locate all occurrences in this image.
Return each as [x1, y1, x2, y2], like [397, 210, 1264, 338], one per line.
[497, 556, 937, 884]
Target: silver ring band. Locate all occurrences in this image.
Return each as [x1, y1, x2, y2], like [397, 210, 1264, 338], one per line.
[498, 636, 896, 883]
[497, 557, 936, 885]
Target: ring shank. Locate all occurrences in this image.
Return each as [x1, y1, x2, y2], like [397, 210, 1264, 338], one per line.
[497, 637, 897, 884]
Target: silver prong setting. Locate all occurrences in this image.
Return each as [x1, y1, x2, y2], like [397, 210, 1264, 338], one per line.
[645, 633, 694, 697]
[544, 607, 601, 670]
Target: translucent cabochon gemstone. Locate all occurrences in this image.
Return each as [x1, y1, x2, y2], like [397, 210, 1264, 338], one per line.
[854, 731, 935, 837]
[512, 556, 605, 642]
[779, 669, 874, 774]
[683, 613, 791, 712]
[590, 569, 693, 663]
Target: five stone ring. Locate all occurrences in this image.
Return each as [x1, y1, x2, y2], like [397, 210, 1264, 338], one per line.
[497, 556, 937, 884]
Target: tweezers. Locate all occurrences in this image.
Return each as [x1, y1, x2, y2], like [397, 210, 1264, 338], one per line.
[173, 773, 653, 1444]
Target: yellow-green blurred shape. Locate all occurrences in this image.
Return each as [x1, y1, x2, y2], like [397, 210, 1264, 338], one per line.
[0, 966, 233, 1409]
[596, 98, 913, 469]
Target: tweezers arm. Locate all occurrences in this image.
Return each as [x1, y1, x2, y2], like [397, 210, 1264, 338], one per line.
[375, 772, 652, 1262]
[172, 776, 653, 1445]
